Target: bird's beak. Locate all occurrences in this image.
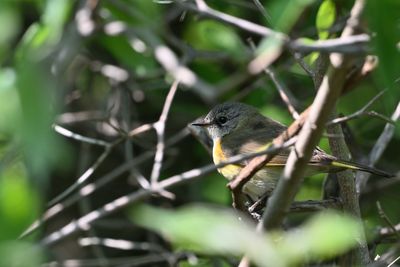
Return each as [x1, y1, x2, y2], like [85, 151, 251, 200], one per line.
[191, 121, 213, 127]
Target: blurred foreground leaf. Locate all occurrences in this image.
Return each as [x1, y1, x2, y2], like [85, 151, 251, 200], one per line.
[0, 241, 43, 267]
[132, 205, 362, 266]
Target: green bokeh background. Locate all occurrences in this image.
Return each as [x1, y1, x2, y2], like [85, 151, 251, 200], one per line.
[0, 0, 399, 265]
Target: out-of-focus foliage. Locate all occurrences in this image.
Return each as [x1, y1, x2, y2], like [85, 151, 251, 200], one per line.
[133, 205, 362, 267]
[0, 0, 399, 266]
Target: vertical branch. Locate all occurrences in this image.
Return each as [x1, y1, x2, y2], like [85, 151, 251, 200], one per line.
[327, 124, 370, 265]
[325, 0, 370, 264]
[150, 81, 180, 185]
[260, 62, 351, 230]
[260, 0, 368, 229]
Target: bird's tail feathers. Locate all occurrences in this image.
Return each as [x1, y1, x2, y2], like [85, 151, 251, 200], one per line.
[331, 160, 394, 178]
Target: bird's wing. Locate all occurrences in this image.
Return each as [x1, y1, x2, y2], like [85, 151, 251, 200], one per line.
[223, 128, 337, 168]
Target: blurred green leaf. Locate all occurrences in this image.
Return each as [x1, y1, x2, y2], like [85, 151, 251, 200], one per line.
[132, 205, 362, 266]
[0, 68, 20, 135]
[106, 0, 162, 27]
[316, 0, 336, 40]
[0, 3, 21, 62]
[278, 211, 362, 263]
[366, 0, 400, 106]
[15, 62, 65, 179]
[0, 165, 39, 240]
[0, 241, 43, 267]
[99, 35, 158, 77]
[267, 0, 315, 33]
[184, 20, 246, 60]
[133, 204, 283, 267]
[42, 0, 72, 43]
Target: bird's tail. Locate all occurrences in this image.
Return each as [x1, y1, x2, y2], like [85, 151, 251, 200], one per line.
[331, 159, 394, 178]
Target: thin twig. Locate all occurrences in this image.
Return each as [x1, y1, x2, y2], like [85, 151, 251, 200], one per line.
[179, 1, 370, 54]
[259, 0, 366, 232]
[47, 140, 117, 207]
[376, 201, 400, 240]
[150, 81, 180, 184]
[79, 237, 164, 251]
[357, 101, 400, 192]
[327, 90, 389, 125]
[251, 0, 271, 24]
[247, 38, 300, 119]
[20, 129, 189, 239]
[40, 138, 296, 246]
[53, 124, 110, 147]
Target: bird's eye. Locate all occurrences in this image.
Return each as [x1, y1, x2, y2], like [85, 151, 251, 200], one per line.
[216, 116, 228, 125]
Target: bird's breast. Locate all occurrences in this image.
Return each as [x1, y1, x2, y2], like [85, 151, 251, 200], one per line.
[212, 138, 241, 180]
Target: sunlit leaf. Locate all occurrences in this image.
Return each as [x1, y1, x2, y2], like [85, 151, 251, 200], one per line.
[316, 0, 336, 40]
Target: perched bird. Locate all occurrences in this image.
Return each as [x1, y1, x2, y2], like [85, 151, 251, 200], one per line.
[193, 102, 391, 201]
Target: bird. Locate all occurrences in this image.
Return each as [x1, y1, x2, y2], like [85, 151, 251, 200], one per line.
[192, 102, 392, 201]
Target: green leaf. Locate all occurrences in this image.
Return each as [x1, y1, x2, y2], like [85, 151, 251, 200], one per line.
[0, 68, 20, 135]
[0, 3, 21, 62]
[268, 0, 316, 33]
[184, 20, 246, 60]
[0, 165, 40, 240]
[99, 35, 158, 77]
[42, 0, 72, 43]
[132, 205, 362, 267]
[0, 241, 43, 267]
[279, 211, 363, 263]
[316, 0, 336, 40]
[132, 205, 283, 267]
[15, 61, 66, 178]
[366, 0, 400, 107]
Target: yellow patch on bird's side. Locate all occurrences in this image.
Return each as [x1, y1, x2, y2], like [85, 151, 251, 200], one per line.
[213, 138, 242, 180]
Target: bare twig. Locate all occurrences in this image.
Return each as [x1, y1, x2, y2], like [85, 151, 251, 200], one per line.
[179, 1, 370, 54]
[379, 223, 400, 240]
[191, 0, 278, 38]
[357, 101, 400, 192]
[290, 199, 342, 212]
[53, 124, 110, 147]
[249, 198, 342, 214]
[376, 201, 400, 240]
[327, 90, 390, 125]
[248, 38, 300, 119]
[20, 129, 189, 239]
[258, 0, 367, 232]
[150, 81, 179, 184]
[40, 138, 295, 246]
[47, 138, 121, 207]
[251, 0, 271, 24]
[79, 237, 164, 251]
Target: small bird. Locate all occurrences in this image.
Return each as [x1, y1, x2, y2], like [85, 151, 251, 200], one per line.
[192, 102, 391, 201]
